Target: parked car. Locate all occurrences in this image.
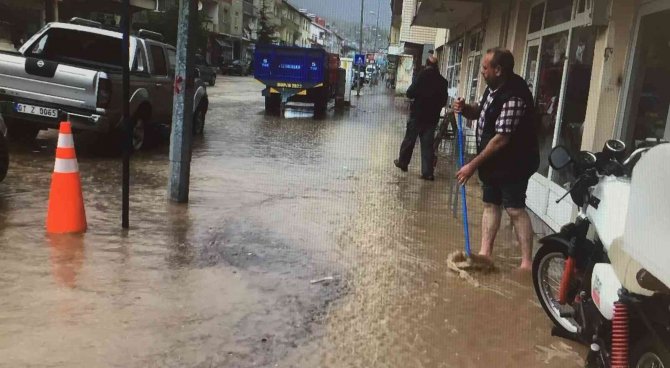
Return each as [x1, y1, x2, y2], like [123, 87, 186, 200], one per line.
[195, 54, 217, 86]
[0, 114, 8, 182]
[220, 59, 250, 76]
[0, 18, 209, 150]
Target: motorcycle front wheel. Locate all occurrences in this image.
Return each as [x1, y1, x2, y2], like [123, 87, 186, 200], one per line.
[631, 338, 670, 368]
[532, 242, 581, 335]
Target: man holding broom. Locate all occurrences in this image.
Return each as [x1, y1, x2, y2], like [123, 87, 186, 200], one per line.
[453, 48, 539, 271]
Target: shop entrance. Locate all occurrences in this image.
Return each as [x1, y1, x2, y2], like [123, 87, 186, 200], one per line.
[620, 4, 670, 149]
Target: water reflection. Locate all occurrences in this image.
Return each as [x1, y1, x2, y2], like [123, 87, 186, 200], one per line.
[48, 234, 85, 288]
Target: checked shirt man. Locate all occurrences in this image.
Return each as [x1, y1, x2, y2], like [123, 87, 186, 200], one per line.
[453, 48, 539, 270]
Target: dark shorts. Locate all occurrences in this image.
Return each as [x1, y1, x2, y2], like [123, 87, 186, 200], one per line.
[482, 178, 530, 209]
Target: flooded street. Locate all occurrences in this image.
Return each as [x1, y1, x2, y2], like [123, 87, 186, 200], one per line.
[0, 76, 584, 367]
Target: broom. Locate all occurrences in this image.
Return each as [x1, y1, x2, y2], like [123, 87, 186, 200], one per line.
[447, 111, 494, 283]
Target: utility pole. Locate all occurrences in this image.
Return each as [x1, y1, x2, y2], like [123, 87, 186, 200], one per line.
[121, 0, 130, 228]
[373, 0, 380, 53]
[357, 0, 364, 97]
[168, 0, 198, 203]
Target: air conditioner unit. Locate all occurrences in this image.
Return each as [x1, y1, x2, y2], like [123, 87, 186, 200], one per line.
[575, 0, 610, 27]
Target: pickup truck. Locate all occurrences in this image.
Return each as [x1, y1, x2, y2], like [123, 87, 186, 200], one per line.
[0, 18, 208, 150]
[0, 114, 7, 183]
[253, 45, 342, 118]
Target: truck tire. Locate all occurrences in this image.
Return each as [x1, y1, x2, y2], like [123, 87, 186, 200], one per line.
[314, 93, 328, 119]
[193, 102, 207, 135]
[265, 94, 281, 116]
[0, 135, 8, 183]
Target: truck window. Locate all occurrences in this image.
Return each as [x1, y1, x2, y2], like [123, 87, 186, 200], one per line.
[25, 28, 123, 69]
[150, 45, 167, 76]
[167, 49, 176, 73]
[132, 47, 147, 73]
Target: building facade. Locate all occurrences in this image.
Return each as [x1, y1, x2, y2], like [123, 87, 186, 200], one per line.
[390, 0, 437, 72]
[414, 0, 670, 233]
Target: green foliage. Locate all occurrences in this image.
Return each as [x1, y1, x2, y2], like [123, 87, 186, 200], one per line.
[258, 0, 277, 45]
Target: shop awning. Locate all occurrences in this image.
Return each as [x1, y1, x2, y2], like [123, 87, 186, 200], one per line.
[412, 0, 482, 29]
[215, 39, 233, 48]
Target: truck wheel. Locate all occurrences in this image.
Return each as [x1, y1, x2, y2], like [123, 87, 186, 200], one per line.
[7, 123, 39, 142]
[314, 98, 327, 119]
[0, 135, 8, 183]
[265, 95, 281, 116]
[193, 103, 206, 135]
[131, 116, 146, 151]
[209, 76, 216, 87]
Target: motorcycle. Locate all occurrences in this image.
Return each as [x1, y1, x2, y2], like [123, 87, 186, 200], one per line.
[532, 139, 670, 368]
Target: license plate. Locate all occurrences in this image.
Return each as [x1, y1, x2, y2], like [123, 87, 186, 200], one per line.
[14, 103, 58, 119]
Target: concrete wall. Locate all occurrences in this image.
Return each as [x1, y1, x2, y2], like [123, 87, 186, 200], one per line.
[399, 0, 436, 44]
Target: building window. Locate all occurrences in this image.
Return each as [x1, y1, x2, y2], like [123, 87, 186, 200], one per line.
[544, 0, 574, 28]
[523, 0, 596, 184]
[528, 3, 545, 33]
[445, 39, 463, 108]
[620, 9, 670, 150]
[465, 30, 483, 109]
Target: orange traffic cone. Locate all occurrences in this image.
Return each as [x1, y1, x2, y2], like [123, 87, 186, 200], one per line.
[46, 121, 87, 234]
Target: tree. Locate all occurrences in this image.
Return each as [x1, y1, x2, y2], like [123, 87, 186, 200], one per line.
[258, 0, 278, 45]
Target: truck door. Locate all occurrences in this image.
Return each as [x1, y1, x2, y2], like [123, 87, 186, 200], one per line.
[147, 42, 172, 124]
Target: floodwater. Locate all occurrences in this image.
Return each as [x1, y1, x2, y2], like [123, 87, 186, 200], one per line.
[0, 76, 584, 367]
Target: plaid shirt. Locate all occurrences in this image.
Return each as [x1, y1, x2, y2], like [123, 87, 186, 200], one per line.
[476, 88, 526, 147]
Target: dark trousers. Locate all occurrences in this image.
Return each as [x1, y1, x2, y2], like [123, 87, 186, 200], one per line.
[398, 118, 436, 177]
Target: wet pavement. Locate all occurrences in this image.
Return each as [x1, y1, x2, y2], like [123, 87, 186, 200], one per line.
[0, 76, 585, 367]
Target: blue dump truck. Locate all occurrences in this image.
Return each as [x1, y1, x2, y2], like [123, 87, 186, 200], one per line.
[254, 45, 342, 118]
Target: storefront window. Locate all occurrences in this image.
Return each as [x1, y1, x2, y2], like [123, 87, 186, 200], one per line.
[446, 40, 463, 107]
[623, 9, 670, 149]
[524, 45, 539, 93]
[528, 3, 545, 33]
[544, 0, 573, 28]
[553, 27, 596, 186]
[535, 31, 568, 177]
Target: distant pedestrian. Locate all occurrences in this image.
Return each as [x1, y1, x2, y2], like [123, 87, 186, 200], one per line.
[394, 55, 449, 180]
[453, 48, 539, 270]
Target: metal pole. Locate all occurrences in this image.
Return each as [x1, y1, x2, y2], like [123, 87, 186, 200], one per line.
[121, 0, 130, 228]
[168, 0, 197, 203]
[357, 0, 364, 97]
[373, 0, 380, 52]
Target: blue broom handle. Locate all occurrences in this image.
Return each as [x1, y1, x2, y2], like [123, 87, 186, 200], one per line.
[457, 112, 472, 257]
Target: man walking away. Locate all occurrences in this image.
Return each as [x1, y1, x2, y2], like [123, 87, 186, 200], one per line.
[453, 48, 539, 270]
[394, 56, 449, 180]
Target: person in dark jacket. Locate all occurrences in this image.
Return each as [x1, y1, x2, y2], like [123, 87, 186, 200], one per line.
[453, 48, 539, 270]
[394, 56, 449, 180]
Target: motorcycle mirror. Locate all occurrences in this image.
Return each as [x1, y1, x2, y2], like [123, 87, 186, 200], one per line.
[549, 145, 572, 170]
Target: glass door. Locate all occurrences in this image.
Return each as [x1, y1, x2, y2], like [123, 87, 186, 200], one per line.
[535, 31, 569, 177]
[523, 39, 541, 97]
[620, 7, 670, 149]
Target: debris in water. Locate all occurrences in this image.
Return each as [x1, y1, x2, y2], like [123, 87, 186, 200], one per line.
[310, 276, 335, 284]
[446, 251, 495, 288]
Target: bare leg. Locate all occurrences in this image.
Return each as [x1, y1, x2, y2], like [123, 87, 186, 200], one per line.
[505, 207, 534, 270]
[479, 203, 503, 261]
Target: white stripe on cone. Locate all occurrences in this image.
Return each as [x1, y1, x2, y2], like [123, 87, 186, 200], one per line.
[54, 158, 79, 174]
[57, 133, 75, 148]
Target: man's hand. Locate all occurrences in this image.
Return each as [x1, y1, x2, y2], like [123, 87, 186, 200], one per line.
[456, 162, 476, 185]
[452, 97, 465, 113]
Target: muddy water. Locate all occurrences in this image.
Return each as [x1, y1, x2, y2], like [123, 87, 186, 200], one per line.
[0, 76, 584, 367]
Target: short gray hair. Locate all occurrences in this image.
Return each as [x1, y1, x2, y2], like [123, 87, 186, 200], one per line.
[486, 47, 515, 75]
